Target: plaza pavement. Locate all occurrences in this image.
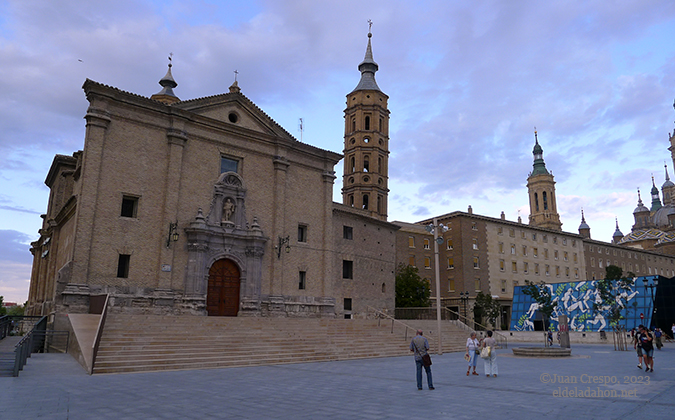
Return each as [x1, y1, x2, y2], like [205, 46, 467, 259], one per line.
[1, 342, 673, 420]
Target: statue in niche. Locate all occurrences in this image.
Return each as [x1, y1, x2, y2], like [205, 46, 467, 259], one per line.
[222, 197, 236, 224]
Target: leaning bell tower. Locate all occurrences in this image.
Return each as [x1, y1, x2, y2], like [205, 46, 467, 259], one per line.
[342, 24, 390, 221]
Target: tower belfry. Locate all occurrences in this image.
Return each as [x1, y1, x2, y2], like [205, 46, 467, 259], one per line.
[527, 129, 562, 231]
[342, 24, 390, 220]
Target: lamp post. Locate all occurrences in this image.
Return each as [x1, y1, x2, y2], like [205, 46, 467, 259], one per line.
[425, 217, 448, 355]
[459, 292, 469, 321]
[642, 277, 659, 327]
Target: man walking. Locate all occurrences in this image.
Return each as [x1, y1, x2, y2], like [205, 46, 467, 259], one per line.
[637, 325, 655, 372]
[410, 330, 434, 390]
[632, 328, 643, 369]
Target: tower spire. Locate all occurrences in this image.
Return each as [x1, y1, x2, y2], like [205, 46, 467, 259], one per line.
[151, 53, 181, 104]
[651, 174, 662, 211]
[578, 209, 590, 238]
[351, 20, 381, 93]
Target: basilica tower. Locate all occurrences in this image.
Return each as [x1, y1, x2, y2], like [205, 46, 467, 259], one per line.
[527, 131, 562, 231]
[342, 27, 390, 221]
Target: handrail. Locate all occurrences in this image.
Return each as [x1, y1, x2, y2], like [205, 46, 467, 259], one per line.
[366, 306, 434, 343]
[442, 308, 508, 348]
[13, 316, 48, 376]
[0, 315, 11, 339]
[90, 294, 110, 374]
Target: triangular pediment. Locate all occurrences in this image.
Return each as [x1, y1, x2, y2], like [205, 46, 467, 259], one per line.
[174, 92, 295, 141]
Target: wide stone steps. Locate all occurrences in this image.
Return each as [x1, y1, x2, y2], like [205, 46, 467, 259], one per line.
[92, 315, 466, 374]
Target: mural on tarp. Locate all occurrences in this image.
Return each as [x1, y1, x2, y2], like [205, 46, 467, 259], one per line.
[510, 277, 658, 332]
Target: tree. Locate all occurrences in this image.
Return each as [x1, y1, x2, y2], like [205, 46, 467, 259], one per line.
[522, 280, 557, 330]
[395, 264, 431, 307]
[473, 291, 501, 329]
[0, 295, 5, 316]
[593, 265, 635, 327]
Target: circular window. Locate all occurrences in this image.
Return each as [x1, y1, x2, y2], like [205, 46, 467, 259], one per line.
[366, 95, 370, 98]
[378, 139, 383, 145]
[378, 178, 383, 185]
[228, 113, 238, 123]
[364, 137, 370, 143]
[349, 177, 354, 184]
[364, 176, 370, 182]
[350, 138, 356, 144]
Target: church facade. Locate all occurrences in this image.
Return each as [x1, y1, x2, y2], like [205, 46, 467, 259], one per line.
[26, 32, 398, 319]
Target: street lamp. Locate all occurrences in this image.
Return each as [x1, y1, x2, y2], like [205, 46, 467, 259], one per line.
[425, 217, 448, 355]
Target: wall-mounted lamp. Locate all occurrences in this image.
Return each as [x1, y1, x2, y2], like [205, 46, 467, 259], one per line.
[166, 222, 179, 248]
[277, 235, 291, 259]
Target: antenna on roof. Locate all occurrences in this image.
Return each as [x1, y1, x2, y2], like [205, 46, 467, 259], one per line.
[299, 118, 304, 142]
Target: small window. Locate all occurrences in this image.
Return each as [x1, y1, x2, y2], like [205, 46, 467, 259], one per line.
[499, 260, 505, 271]
[117, 254, 130, 278]
[298, 225, 308, 243]
[563, 252, 568, 262]
[424, 239, 430, 250]
[512, 261, 518, 273]
[448, 258, 454, 269]
[545, 265, 550, 276]
[553, 236, 558, 244]
[299, 271, 306, 290]
[447, 239, 453, 250]
[498, 226, 503, 235]
[543, 235, 548, 243]
[448, 278, 455, 292]
[472, 223, 478, 231]
[120, 196, 138, 218]
[344, 298, 352, 311]
[544, 249, 549, 259]
[424, 257, 431, 269]
[524, 262, 529, 273]
[509, 228, 515, 237]
[474, 279, 481, 292]
[473, 257, 480, 269]
[533, 247, 538, 258]
[522, 245, 527, 256]
[535, 263, 540, 275]
[220, 156, 238, 173]
[511, 244, 516, 255]
[498, 242, 504, 253]
[342, 260, 353, 279]
[472, 239, 478, 250]
[408, 236, 415, 248]
[409, 255, 416, 267]
[362, 194, 369, 210]
[343, 226, 353, 240]
[365, 115, 371, 130]
[554, 250, 559, 260]
[501, 279, 507, 293]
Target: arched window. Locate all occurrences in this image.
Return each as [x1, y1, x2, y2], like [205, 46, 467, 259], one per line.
[351, 118, 356, 132]
[350, 156, 355, 173]
[378, 157, 382, 172]
[379, 118, 383, 132]
[377, 195, 382, 212]
[534, 193, 539, 212]
[362, 194, 369, 210]
[349, 194, 354, 207]
[365, 116, 370, 130]
[382, 283, 386, 293]
[363, 155, 370, 172]
[543, 191, 548, 210]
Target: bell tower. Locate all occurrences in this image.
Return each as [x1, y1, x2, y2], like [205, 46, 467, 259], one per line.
[342, 24, 390, 221]
[527, 130, 562, 231]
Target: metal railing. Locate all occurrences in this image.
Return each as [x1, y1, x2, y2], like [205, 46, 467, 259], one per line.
[13, 316, 48, 376]
[90, 294, 110, 374]
[0, 315, 11, 339]
[366, 306, 434, 344]
[441, 307, 508, 349]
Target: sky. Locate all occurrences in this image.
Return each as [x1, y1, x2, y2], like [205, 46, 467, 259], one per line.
[1, 0, 675, 304]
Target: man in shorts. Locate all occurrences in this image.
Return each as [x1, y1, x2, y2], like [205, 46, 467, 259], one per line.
[637, 325, 654, 372]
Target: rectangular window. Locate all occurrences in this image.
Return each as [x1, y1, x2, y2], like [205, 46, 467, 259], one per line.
[565, 267, 570, 277]
[475, 279, 481, 292]
[498, 242, 504, 253]
[512, 261, 518, 273]
[424, 238, 430, 250]
[117, 254, 130, 278]
[555, 266, 560, 276]
[572, 239, 576, 247]
[524, 262, 529, 273]
[448, 279, 455, 292]
[599, 259, 603, 268]
[447, 239, 453, 250]
[511, 244, 516, 255]
[532, 233, 537, 241]
[448, 258, 454, 269]
[501, 279, 507, 293]
[472, 239, 478, 250]
[591, 257, 595, 267]
[408, 236, 415, 248]
[554, 250, 559, 260]
[298, 271, 306, 290]
[562, 238, 567, 246]
[533, 247, 538, 258]
[424, 257, 431, 269]
[521, 231, 526, 239]
[344, 298, 352, 311]
[473, 257, 480, 269]
[553, 236, 558, 244]
[499, 259, 505, 271]
[509, 228, 515, 237]
[220, 156, 239, 173]
[563, 252, 568, 262]
[120, 196, 138, 218]
[343, 226, 353, 240]
[543, 235, 548, 243]
[298, 225, 308, 243]
[409, 255, 416, 267]
[544, 249, 549, 259]
[472, 222, 478, 231]
[342, 260, 353, 279]
[498, 226, 503, 235]
[573, 253, 577, 263]
[522, 245, 527, 256]
[545, 265, 550, 276]
[574, 268, 579, 278]
[535, 263, 540, 275]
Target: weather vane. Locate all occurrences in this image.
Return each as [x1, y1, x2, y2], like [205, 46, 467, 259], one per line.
[234, 70, 238, 82]
[168, 52, 173, 66]
[368, 19, 372, 33]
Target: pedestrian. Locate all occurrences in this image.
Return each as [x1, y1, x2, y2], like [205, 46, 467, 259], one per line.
[410, 330, 434, 390]
[671, 323, 675, 340]
[632, 328, 643, 369]
[637, 325, 654, 372]
[465, 332, 480, 376]
[547, 330, 553, 347]
[482, 330, 498, 377]
[654, 328, 663, 350]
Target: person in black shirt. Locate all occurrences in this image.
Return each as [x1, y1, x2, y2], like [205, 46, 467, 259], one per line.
[637, 325, 654, 372]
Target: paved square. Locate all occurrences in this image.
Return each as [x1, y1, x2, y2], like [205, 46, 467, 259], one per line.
[2, 343, 673, 419]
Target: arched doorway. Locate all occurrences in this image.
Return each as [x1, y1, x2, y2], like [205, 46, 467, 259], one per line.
[207, 259, 240, 316]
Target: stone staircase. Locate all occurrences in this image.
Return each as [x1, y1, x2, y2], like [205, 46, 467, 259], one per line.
[92, 315, 468, 374]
